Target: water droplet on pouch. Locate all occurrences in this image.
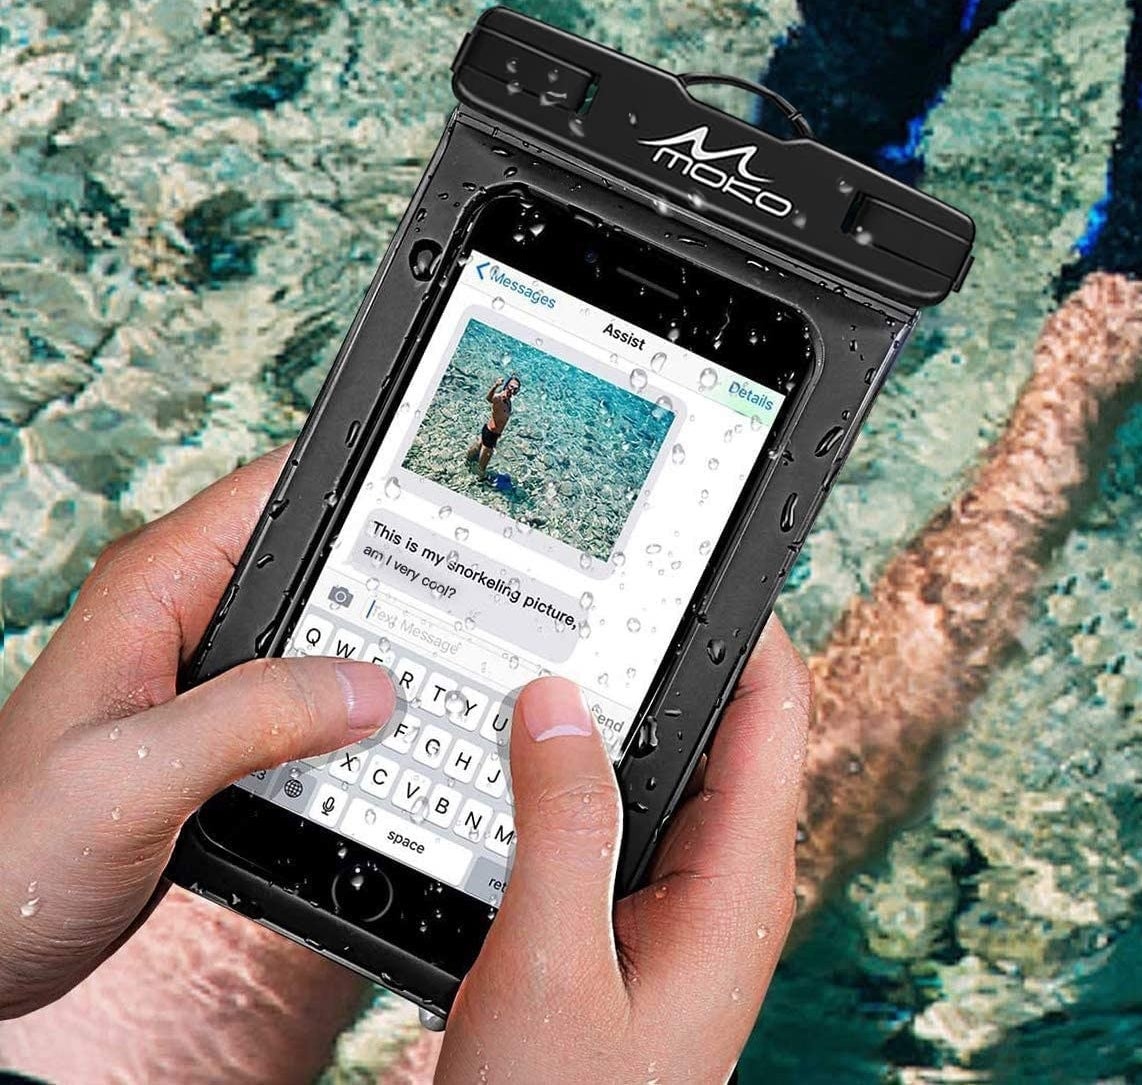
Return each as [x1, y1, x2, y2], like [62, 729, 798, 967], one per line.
[698, 367, 718, 389]
[580, 591, 594, 608]
[707, 457, 719, 471]
[491, 296, 505, 311]
[409, 238, 442, 280]
[384, 477, 401, 500]
[627, 617, 641, 633]
[364, 808, 377, 825]
[629, 368, 648, 391]
[650, 351, 667, 372]
[670, 443, 686, 465]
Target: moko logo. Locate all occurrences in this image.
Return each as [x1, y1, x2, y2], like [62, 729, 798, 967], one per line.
[638, 125, 793, 220]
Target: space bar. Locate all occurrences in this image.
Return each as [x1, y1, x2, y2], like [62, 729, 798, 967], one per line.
[339, 798, 473, 886]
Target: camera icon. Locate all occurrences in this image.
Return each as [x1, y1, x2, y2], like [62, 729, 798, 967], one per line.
[328, 585, 354, 608]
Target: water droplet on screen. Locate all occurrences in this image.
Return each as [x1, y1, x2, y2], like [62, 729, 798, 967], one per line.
[629, 368, 648, 391]
[578, 552, 592, 569]
[580, 591, 594, 608]
[336, 845, 348, 859]
[578, 623, 592, 640]
[671, 443, 686, 465]
[455, 526, 470, 542]
[650, 351, 667, 372]
[444, 690, 466, 722]
[438, 504, 452, 520]
[628, 111, 638, 125]
[627, 617, 641, 633]
[364, 808, 377, 825]
[837, 178, 853, 194]
[699, 489, 709, 503]
[707, 457, 719, 471]
[655, 394, 673, 411]
[792, 212, 807, 229]
[698, 367, 718, 389]
[698, 540, 712, 555]
[410, 797, 428, 824]
[613, 551, 626, 567]
[491, 296, 505, 311]
[568, 115, 586, 138]
[507, 654, 520, 670]
[506, 80, 522, 96]
[707, 639, 726, 664]
[384, 477, 401, 500]
[645, 543, 662, 555]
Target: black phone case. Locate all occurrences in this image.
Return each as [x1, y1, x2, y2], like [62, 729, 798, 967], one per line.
[168, 6, 974, 1019]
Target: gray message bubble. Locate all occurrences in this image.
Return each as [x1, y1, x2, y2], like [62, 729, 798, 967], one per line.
[350, 509, 583, 662]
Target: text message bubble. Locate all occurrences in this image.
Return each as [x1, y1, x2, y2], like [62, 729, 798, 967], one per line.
[350, 509, 584, 662]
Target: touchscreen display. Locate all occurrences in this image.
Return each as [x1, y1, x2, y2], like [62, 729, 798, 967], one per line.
[238, 247, 788, 907]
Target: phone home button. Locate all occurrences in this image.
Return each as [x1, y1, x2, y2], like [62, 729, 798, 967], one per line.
[332, 862, 394, 923]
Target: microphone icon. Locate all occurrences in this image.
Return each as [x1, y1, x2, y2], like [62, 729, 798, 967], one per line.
[321, 796, 336, 816]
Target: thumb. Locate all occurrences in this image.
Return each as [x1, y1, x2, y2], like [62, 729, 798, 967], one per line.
[492, 677, 624, 973]
[74, 657, 396, 830]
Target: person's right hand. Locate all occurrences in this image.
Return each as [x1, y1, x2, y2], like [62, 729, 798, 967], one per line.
[437, 618, 810, 1083]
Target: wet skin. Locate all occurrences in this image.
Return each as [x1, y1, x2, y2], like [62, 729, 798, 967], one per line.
[0, 442, 810, 1084]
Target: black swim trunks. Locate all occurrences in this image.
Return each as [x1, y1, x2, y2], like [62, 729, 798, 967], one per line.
[481, 423, 500, 449]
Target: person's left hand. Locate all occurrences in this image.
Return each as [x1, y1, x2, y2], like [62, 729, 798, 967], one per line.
[0, 446, 397, 1019]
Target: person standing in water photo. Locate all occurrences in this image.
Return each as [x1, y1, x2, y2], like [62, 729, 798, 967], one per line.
[466, 374, 520, 477]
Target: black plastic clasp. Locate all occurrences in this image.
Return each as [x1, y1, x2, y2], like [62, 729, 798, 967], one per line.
[452, 7, 974, 309]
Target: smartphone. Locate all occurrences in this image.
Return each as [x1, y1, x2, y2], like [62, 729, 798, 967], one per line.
[170, 7, 972, 1018]
[177, 187, 812, 993]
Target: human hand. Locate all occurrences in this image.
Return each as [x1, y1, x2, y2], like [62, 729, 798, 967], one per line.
[0, 447, 397, 1019]
[437, 620, 810, 1083]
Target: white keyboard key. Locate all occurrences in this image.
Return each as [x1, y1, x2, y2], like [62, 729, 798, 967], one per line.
[426, 783, 463, 829]
[474, 752, 507, 799]
[412, 723, 452, 769]
[308, 782, 349, 829]
[421, 671, 458, 717]
[452, 686, 488, 731]
[485, 811, 516, 857]
[480, 701, 512, 746]
[340, 798, 473, 887]
[391, 768, 432, 814]
[328, 744, 367, 784]
[454, 797, 493, 844]
[443, 738, 483, 784]
[392, 658, 427, 702]
[294, 615, 333, 654]
[381, 714, 420, 755]
[360, 753, 399, 800]
[363, 640, 396, 668]
[328, 627, 364, 660]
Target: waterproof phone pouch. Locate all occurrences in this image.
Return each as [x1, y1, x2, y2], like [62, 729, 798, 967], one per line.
[169, 7, 975, 1019]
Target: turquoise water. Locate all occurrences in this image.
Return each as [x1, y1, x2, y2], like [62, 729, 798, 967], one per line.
[0, 0, 1140, 1081]
[403, 319, 673, 561]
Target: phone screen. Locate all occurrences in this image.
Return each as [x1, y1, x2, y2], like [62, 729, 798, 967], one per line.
[238, 197, 806, 908]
